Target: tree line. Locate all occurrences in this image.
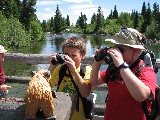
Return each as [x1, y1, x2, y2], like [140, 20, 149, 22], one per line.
[0, 0, 160, 50]
[42, 2, 160, 40]
[0, 0, 45, 50]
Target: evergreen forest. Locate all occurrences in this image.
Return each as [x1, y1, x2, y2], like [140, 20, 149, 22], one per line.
[0, 0, 160, 51]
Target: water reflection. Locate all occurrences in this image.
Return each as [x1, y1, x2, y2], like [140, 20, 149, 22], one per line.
[4, 33, 160, 103]
[4, 33, 160, 77]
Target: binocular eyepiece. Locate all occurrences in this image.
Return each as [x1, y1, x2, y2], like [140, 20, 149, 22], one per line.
[51, 53, 65, 65]
[94, 47, 113, 64]
[94, 47, 124, 64]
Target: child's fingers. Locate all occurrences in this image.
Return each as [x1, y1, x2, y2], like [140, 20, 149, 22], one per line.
[6, 85, 12, 89]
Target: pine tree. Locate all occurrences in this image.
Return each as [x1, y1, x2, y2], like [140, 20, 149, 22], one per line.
[41, 20, 47, 32]
[20, 0, 37, 31]
[131, 10, 136, 21]
[91, 13, 97, 24]
[50, 17, 54, 32]
[76, 12, 87, 33]
[140, 2, 147, 33]
[94, 6, 104, 34]
[146, 2, 152, 26]
[153, 2, 159, 21]
[113, 5, 118, 19]
[108, 10, 113, 19]
[66, 15, 70, 26]
[12, 0, 22, 19]
[0, 0, 12, 18]
[53, 5, 65, 33]
[141, 2, 152, 33]
[133, 11, 139, 29]
[141, 2, 146, 17]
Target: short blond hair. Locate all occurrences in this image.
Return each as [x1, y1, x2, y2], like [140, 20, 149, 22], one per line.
[61, 36, 86, 54]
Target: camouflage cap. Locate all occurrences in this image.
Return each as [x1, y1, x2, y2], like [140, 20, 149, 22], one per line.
[105, 28, 145, 49]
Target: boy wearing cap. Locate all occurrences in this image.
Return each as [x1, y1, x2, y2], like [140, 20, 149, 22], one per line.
[90, 28, 156, 120]
[0, 45, 11, 97]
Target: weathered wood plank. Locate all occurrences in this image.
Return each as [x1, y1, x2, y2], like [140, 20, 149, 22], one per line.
[4, 53, 160, 67]
[4, 53, 95, 65]
[4, 52, 160, 91]
[5, 76, 31, 84]
[4, 53, 51, 64]
[5, 76, 108, 91]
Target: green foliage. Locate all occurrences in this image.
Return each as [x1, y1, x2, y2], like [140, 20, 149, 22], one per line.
[0, 12, 30, 50]
[94, 6, 105, 34]
[104, 19, 121, 35]
[108, 10, 113, 19]
[146, 20, 160, 39]
[38, 2, 160, 39]
[50, 17, 54, 32]
[76, 12, 87, 33]
[41, 20, 48, 32]
[0, 11, 9, 46]
[152, 2, 159, 21]
[1, 0, 160, 50]
[0, 0, 45, 51]
[53, 5, 66, 33]
[29, 20, 46, 41]
[69, 26, 82, 33]
[20, 0, 37, 31]
[86, 24, 96, 34]
[91, 13, 97, 24]
[137, 16, 144, 31]
[113, 5, 118, 19]
[66, 15, 70, 26]
[7, 17, 31, 48]
[118, 12, 133, 27]
[133, 11, 139, 29]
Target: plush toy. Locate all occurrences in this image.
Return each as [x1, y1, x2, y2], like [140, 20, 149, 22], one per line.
[24, 69, 55, 119]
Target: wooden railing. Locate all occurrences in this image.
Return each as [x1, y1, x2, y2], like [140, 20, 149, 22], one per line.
[3, 53, 160, 119]
[4, 53, 160, 91]
[5, 53, 160, 66]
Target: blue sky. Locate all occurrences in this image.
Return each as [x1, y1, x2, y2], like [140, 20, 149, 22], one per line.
[35, 0, 159, 25]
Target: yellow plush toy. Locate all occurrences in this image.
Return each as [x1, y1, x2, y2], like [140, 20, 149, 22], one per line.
[24, 69, 55, 119]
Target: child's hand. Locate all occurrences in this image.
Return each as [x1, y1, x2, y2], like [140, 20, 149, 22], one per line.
[64, 55, 76, 72]
[48, 53, 60, 72]
[50, 53, 58, 64]
[107, 48, 124, 67]
[0, 84, 11, 91]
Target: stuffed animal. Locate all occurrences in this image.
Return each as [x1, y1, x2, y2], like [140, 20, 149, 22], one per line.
[24, 69, 55, 119]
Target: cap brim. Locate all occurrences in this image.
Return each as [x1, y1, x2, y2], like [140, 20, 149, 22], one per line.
[105, 38, 145, 49]
[0, 49, 7, 53]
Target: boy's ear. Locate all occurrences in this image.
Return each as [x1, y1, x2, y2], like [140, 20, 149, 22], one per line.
[81, 53, 85, 59]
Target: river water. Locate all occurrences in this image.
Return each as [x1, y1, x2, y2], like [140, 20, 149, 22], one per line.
[4, 33, 160, 104]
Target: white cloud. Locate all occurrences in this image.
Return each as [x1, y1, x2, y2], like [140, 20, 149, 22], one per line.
[36, 0, 111, 24]
[44, 8, 53, 12]
[69, 4, 96, 10]
[36, 8, 66, 22]
[36, 0, 62, 5]
[63, 0, 92, 4]
[36, 12, 54, 22]
[67, 4, 110, 24]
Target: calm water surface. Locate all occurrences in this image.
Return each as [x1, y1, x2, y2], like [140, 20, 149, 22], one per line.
[4, 33, 160, 104]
